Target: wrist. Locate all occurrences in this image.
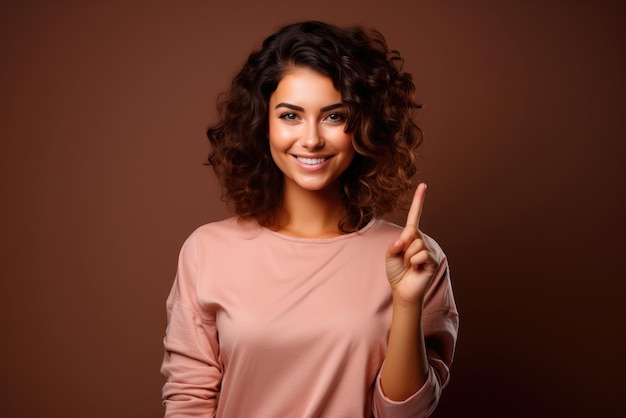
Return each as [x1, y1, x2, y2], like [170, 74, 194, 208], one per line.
[391, 293, 425, 313]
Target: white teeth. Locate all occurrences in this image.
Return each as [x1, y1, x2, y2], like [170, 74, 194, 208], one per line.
[297, 157, 326, 165]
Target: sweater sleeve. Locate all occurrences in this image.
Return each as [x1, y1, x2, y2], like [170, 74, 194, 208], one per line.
[372, 255, 460, 418]
[161, 233, 222, 417]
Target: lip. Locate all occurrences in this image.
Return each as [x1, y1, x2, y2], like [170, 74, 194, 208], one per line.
[291, 155, 332, 171]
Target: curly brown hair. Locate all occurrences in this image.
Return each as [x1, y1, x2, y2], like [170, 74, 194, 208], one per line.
[207, 21, 423, 233]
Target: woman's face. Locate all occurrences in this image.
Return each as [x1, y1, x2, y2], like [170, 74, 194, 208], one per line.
[268, 67, 355, 194]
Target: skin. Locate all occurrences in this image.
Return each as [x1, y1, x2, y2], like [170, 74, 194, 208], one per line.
[268, 67, 355, 238]
[268, 68, 439, 400]
[382, 182, 438, 400]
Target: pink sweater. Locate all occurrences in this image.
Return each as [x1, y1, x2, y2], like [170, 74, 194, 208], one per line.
[161, 217, 459, 417]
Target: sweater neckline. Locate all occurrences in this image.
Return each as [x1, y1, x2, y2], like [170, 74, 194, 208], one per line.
[261, 218, 378, 244]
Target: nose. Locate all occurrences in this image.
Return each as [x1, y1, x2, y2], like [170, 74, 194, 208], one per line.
[300, 121, 324, 149]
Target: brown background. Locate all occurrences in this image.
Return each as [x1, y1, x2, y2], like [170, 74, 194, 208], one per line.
[1, 0, 624, 417]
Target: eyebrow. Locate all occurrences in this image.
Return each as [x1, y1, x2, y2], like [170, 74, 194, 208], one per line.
[274, 102, 343, 112]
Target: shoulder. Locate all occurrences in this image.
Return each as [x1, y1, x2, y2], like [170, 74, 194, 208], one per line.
[365, 218, 403, 239]
[187, 217, 260, 241]
[179, 217, 262, 255]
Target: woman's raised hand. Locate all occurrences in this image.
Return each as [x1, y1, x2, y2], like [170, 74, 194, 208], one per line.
[385, 183, 440, 306]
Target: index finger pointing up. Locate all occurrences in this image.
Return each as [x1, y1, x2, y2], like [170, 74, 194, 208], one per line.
[402, 183, 427, 237]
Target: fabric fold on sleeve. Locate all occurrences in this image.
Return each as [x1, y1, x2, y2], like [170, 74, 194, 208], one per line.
[372, 366, 441, 418]
[161, 233, 222, 417]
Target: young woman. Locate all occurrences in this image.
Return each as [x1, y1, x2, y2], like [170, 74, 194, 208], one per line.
[161, 21, 459, 418]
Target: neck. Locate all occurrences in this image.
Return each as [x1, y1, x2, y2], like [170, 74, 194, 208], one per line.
[276, 180, 348, 238]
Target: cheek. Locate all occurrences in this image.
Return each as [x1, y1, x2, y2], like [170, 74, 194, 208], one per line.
[335, 132, 356, 155]
[333, 133, 356, 172]
[268, 122, 291, 168]
[268, 121, 294, 151]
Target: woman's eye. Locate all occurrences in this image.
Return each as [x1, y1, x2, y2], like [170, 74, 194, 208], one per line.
[279, 112, 298, 120]
[325, 113, 345, 122]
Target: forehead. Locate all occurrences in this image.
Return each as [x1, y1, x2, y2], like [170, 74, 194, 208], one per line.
[271, 67, 342, 105]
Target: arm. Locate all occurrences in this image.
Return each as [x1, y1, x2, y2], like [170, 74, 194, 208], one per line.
[381, 297, 428, 400]
[375, 184, 459, 417]
[161, 233, 222, 417]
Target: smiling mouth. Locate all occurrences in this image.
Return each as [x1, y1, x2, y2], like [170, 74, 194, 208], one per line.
[295, 156, 329, 165]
